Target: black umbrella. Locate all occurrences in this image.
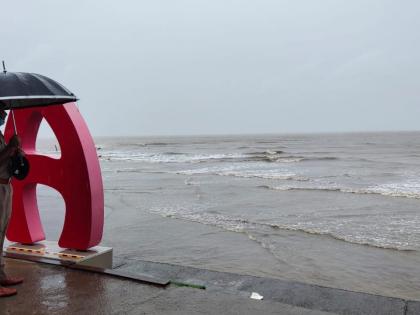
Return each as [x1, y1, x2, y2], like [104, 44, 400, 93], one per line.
[0, 60, 77, 132]
[0, 61, 78, 110]
[0, 61, 78, 179]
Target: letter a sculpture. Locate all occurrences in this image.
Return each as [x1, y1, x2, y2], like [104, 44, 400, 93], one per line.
[4, 103, 104, 250]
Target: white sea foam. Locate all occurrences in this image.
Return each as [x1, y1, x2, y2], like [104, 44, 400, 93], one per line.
[175, 165, 309, 181]
[220, 170, 309, 181]
[99, 148, 323, 164]
[148, 206, 419, 251]
[100, 151, 247, 163]
[266, 180, 420, 199]
[360, 181, 420, 199]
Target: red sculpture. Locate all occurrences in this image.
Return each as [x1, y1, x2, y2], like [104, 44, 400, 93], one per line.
[4, 103, 104, 250]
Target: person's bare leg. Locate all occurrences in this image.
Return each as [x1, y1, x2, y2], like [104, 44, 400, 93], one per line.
[0, 184, 10, 282]
[0, 185, 23, 295]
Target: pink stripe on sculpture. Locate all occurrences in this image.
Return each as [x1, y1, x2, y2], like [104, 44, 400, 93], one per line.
[4, 103, 104, 250]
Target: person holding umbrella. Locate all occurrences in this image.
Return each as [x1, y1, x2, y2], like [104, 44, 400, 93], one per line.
[0, 109, 24, 297]
[0, 62, 78, 297]
[0, 63, 77, 186]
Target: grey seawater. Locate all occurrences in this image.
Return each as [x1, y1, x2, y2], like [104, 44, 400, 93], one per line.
[37, 132, 420, 300]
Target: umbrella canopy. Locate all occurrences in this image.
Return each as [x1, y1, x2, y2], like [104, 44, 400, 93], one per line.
[0, 69, 77, 110]
[0, 63, 77, 181]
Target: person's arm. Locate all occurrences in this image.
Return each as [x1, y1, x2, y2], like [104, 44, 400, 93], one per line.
[0, 135, 21, 165]
[0, 145, 17, 165]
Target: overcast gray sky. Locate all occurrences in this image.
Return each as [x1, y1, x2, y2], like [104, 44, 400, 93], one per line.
[1, 1, 420, 136]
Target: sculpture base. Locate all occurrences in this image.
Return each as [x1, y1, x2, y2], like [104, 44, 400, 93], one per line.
[4, 241, 113, 269]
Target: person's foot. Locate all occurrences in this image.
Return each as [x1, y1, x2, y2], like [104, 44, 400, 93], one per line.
[0, 277, 24, 286]
[0, 286, 17, 297]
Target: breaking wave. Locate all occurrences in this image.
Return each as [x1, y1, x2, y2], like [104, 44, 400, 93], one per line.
[148, 206, 417, 251]
[261, 181, 420, 199]
[100, 152, 248, 163]
[176, 166, 309, 181]
[99, 148, 339, 164]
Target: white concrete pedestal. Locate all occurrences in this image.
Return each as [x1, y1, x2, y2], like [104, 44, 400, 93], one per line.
[4, 241, 113, 269]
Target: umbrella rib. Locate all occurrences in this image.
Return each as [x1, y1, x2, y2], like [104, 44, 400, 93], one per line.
[0, 96, 76, 100]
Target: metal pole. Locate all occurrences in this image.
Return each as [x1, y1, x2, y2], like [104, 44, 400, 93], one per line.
[11, 109, 17, 135]
[2, 61, 6, 73]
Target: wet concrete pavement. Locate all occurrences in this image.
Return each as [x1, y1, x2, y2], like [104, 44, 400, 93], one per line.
[1, 257, 420, 315]
[0, 258, 334, 315]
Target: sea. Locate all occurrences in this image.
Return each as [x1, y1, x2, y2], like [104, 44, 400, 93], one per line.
[37, 132, 420, 300]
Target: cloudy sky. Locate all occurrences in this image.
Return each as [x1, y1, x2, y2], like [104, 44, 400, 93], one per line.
[1, 1, 420, 136]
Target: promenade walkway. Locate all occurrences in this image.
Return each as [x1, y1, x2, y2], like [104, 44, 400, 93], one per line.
[1, 258, 418, 315]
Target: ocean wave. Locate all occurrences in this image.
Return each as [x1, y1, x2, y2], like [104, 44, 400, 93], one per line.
[360, 182, 420, 199]
[243, 156, 305, 163]
[99, 142, 181, 149]
[303, 156, 339, 161]
[243, 150, 339, 163]
[261, 186, 342, 193]
[148, 207, 417, 251]
[144, 142, 172, 146]
[262, 182, 420, 199]
[266, 224, 417, 251]
[100, 152, 248, 163]
[222, 171, 309, 181]
[99, 147, 339, 164]
[248, 150, 285, 155]
[162, 152, 185, 155]
[242, 151, 303, 163]
[176, 167, 309, 181]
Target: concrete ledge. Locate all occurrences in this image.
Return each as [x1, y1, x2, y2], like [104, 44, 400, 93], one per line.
[114, 258, 420, 315]
[4, 253, 420, 315]
[1, 259, 337, 315]
[4, 253, 170, 287]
